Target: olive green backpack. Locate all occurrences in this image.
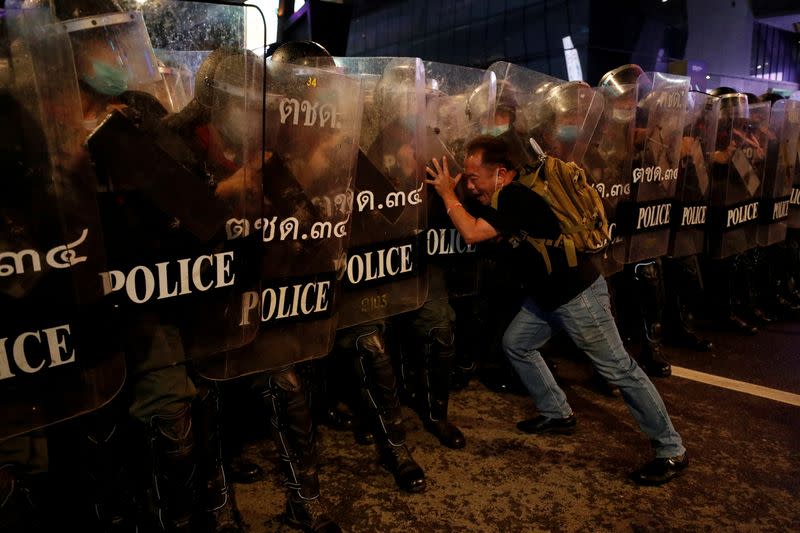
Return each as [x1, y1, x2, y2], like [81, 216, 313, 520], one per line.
[491, 155, 610, 274]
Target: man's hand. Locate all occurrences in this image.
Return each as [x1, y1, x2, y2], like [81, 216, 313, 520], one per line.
[425, 156, 461, 201]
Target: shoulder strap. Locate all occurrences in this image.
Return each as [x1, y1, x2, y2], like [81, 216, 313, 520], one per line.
[490, 159, 546, 209]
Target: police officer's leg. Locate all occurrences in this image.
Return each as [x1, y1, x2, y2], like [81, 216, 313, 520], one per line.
[338, 324, 425, 493]
[299, 357, 354, 432]
[721, 255, 759, 334]
[449, 295, 480, 390]
[632, 260, 671, 377]
[255, 368, 339, 533]
[662, 255, 713, 351]
[65, 402, 138, 532]
[404, 298, 466, 449]
[0, 435, 50, 533]
[128, 321, 198, 533]
[192, 379, 244, 532]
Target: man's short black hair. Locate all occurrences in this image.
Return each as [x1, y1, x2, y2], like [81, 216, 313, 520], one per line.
[465, 135, 515, 170]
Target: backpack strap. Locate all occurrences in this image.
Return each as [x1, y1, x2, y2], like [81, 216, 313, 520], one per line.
[524, 234, 579, 275]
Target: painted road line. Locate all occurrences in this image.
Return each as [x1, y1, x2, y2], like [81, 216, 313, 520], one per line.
[672, 366, 800, 407]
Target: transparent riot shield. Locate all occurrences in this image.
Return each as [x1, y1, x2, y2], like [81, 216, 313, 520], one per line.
[620, 72, 690, 262]
[199, 61, 363, 379]
[583, 76, 638, 276]
[487, 61, 564, 167]
[79, 1, 266, 371]
[422, 61, 497, 299]
[668, 91, 720, 258]
[1, 3, 125, 440]
[333, 57, 428, 328]
[790, 92, 800, 228]
[533, 81, 605, 165]
[708, 96, 771, 259]
[756, 99, 800, 245]
[791, 119, 800, 229]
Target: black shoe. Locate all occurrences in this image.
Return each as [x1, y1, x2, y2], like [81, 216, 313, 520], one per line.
[285, 495, 341, 533]
[775, 294, 800, 313]
[229, 458, 263, 484]
[423, 419, 466, 449]
[629, 453, 688, 486]
[318, 407, 354, 432]
[642, 357, 672, 378]
[353, 427, 374, 446]
[449, 364, 474, 392]
[378, 445, 426, 493]
[516, 414, 576, 435]
[751, 307, 777, 325]
[671, 329, 713, 352]
[725, 314, 758, 335]
[479, 367, 527, 396]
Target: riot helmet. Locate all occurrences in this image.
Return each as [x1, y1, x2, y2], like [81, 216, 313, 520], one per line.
[759, 92, 784, 106]
[598, 64, 646, 98]
[48, 0, 161, 98]
[718, 92, 749, 119]
[269, 40, 335, 69]
[709, 86, 737, 97]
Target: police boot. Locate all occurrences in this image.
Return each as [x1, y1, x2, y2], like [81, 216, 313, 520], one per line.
[634, 261, 671, 378]
[353, 330, 426, 493]
[147, 406, 196, 533]
[724, 260, 758, 335]
[672, 306, 713, 352]
[663, 256, 713, 352]
[193, 384, 245, 533]
[420, 326, 466, 449]
[301, 361, 354, 432]
[79, 415, 138, 533]
[0, 464, 45, 533]
[261, 369, 340, 533]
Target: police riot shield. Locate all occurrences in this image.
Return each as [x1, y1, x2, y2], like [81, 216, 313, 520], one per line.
[487, 61, 563, 167]
[667, 91, 720, 258]
[790, 92, 800, 228]
[532, 81, 605, 165]
[422, 61, 496, 299]
[333, 57, 428, 328]
[708, 95, 771, 259]
[756, 99, 800, 245]
[198, 61, 363, 379]
[621, 71, 689, 262]
[78, 1, 266, 370]
[584, 67, 639, 276]
[1, 3, 125, 440]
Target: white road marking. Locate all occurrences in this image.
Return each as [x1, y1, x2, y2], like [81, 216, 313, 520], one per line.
[671, 366, 800, 407]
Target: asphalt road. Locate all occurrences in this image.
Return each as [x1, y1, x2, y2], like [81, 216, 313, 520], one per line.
[235, 320, 800, 532]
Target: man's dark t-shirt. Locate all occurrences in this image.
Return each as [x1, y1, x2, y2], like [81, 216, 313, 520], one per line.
[476, 181, 600, 311]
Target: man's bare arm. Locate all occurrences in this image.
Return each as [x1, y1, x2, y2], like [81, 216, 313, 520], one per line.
[425, 156, 499, 244]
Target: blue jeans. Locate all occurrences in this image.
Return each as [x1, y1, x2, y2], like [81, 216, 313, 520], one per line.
[502, 276, 685, 458]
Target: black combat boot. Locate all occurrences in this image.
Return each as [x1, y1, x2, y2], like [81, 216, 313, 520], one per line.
[193, 384, 246, 533]
[147, 406, 196, 533]
[419, 326, 466, 449]
[261, 368, 340, 533]
[634, 261, 672, 378]
[353, 329, 426, 493]
[77, 413, 138, 533]
[663, 256, 713, 352]
[0, 463, 47, 533]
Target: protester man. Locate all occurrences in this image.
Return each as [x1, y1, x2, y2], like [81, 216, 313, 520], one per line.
[425, 136, 688, 485]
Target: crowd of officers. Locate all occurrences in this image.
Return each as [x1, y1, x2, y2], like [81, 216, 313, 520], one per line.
[2, 2, 800, 533]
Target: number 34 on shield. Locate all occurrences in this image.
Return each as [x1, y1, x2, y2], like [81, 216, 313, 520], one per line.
[306, 77, 317, 88]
